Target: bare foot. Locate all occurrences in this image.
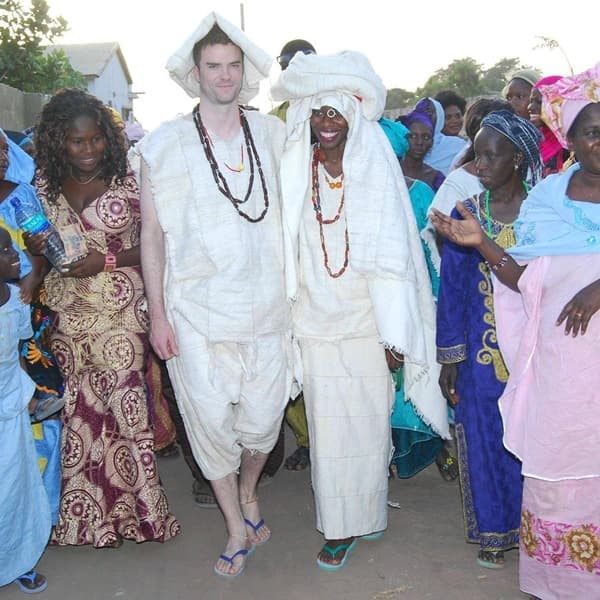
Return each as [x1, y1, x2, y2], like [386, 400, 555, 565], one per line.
[214, 534, 251, 578]
[241, 498, 271, 545]
[317, 537, 356, 567]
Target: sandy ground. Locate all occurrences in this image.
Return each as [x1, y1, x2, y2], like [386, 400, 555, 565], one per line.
[2, 430, 527, 600]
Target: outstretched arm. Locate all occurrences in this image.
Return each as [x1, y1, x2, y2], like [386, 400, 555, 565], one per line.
[140, 158, 179, 360]
[430, 202, 526, 292]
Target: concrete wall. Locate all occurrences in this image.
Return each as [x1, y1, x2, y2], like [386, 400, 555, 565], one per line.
[0, 83, 46, 130]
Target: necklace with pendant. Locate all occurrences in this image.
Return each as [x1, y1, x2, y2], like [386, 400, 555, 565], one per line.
[70, 167, 102, 185]
[323, 171, 343, 189]
[311, 146, 349, 278]
[193, 105, 269, 223]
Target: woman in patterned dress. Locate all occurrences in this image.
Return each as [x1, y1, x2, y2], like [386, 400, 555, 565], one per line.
[28, 88, 179, 548]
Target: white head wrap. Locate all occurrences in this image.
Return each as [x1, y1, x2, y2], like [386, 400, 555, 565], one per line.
[166, 11, 272, 104]
[272, 51, 449, 439]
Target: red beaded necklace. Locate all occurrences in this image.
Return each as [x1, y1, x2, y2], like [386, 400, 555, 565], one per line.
[311, 146, 349, 278]
[193, 104, 269, 223]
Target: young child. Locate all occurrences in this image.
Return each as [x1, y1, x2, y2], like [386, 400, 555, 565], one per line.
[0, 226, 51, 594]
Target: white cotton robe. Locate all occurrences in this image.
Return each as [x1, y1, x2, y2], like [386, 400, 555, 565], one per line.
[294, 170, 393, 538]
[137, 112, 292, 479]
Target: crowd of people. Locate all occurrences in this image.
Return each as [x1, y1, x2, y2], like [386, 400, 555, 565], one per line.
[1, 10, 599, 598]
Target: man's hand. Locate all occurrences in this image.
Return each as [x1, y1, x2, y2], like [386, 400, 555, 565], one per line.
[150, 317, 179, 360]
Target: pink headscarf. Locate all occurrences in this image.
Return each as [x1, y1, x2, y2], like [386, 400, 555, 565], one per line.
[124, 122, 146, 143]
[539, 63, 600, 148]
[534, 76, 565, 163]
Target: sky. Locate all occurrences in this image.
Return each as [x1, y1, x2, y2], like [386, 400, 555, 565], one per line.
[47, 0, 595, 130]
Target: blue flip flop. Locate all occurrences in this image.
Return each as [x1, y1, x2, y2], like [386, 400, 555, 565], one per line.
[316, 539, 357, 571]
[213, 548, 250, 579]
[244, 517, 271, 545]
[361, 530, 385, 541]
[14, 570, 48, 594]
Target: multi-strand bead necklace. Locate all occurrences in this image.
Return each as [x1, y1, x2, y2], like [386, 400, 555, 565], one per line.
[193, 104, 269, 223]
[311, 146, 349, 278]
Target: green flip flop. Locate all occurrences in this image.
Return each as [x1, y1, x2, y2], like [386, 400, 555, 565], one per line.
[316, 539, 357, 571]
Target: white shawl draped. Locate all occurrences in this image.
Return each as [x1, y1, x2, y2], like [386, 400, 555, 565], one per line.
[271, 51, 449, 438]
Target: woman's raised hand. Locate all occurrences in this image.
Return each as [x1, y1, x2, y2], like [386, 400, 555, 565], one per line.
[430, 202, 485, 248]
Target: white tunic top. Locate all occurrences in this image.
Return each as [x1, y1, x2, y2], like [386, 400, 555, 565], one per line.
[138, 110, 290, 343]
[294, 166, 378, 340]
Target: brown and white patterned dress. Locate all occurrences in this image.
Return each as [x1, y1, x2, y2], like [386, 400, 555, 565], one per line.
[37, 174, 180, 547]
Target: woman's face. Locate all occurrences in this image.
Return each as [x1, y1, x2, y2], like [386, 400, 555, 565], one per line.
[64, 115, 106, 175]
[406, 121, 433, 160]
[310, 106, 348, 153]
[528, 88, 543, 128]
[0, 136, 9, 180]
[474, 127, 520, 190]
[506, 78, 533, 120]
[442, 105, 464, 136]
[568, 103, 600, 175]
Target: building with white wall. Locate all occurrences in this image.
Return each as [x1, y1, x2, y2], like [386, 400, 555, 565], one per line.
[46, 42, 135, 121]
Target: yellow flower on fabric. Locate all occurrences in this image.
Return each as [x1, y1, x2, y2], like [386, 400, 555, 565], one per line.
[25, 340, 52, 368]
[520, 510, 539, 556]
[563, 525, 600, 571]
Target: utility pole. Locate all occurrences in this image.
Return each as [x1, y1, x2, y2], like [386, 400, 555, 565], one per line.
[240, 2, 245, 31]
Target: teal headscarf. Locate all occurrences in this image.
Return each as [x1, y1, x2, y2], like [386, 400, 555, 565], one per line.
[378, 117, 409, 158]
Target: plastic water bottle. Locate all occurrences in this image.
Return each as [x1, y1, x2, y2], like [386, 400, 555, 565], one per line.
[11, 197, 70, 272]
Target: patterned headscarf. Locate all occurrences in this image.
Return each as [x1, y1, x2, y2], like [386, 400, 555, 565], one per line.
[480, 110, 543, 185]
[538, 62, 600, 148]
[533, 76, 565, 163]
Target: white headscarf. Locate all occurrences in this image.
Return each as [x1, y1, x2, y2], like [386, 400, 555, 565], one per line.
[425, 97, 468, 175]
[272, 51, 450, 439]
[166, 11, 272, 104]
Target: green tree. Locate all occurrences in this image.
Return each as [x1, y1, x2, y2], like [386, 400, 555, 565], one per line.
[386, 56, 539, 109]
[0, 0, 86, 93]
[385, 87, 416, 110]
[418, 58, 484, 98]
[479, 58, 521, 93]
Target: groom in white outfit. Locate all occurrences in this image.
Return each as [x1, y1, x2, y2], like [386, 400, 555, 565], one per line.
[137, 12, 291, 578]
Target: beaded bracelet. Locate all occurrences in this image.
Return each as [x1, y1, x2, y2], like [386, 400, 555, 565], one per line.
[387, 349, 404, 363]
[104, 252, 117, 272]
[485, 253, 509, 272]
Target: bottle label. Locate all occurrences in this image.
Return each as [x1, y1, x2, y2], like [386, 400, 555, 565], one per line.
[22, 213, 50, 235]
[60, 223, 88, 262]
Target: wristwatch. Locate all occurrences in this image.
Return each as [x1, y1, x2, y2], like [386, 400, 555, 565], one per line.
[104, 252, 117, 272]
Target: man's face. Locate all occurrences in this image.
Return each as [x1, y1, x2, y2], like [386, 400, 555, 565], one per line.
[195, 43, 243, 107]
